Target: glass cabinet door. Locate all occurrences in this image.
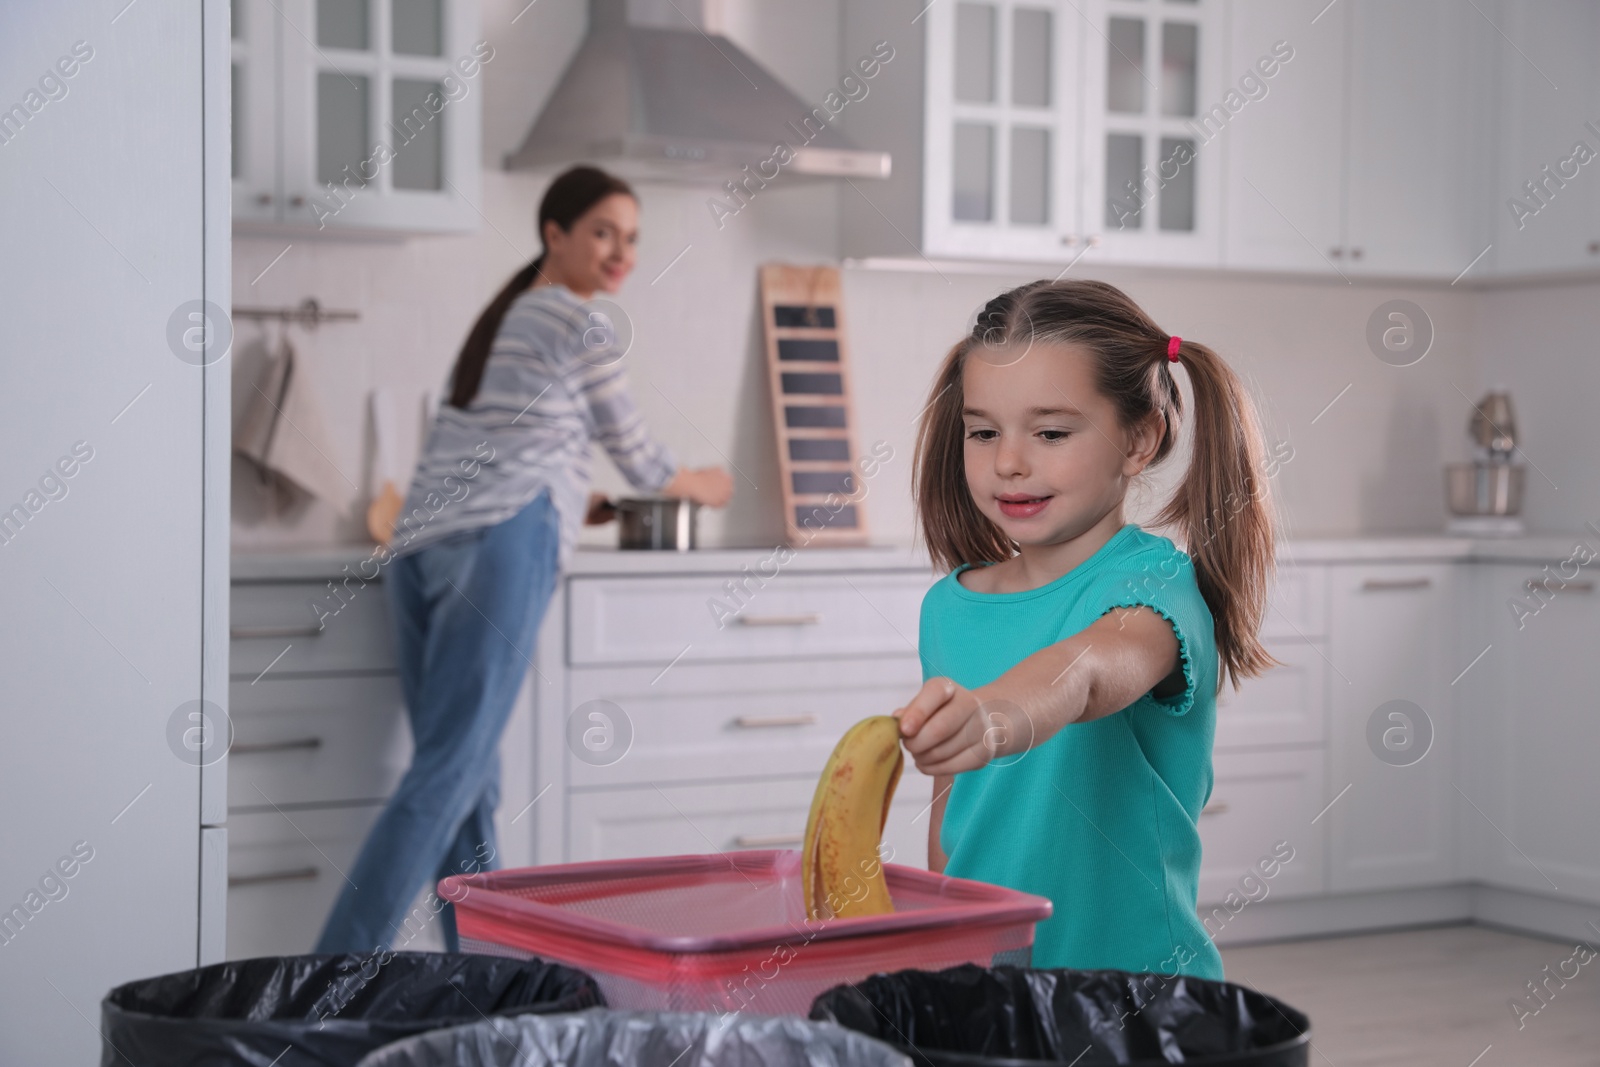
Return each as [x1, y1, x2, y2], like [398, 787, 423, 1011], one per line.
[1084, 0, 1222, 264]
[267, 0, 480, 233]
[924, 0, 1079, 259]
[231, 0, 281, 223]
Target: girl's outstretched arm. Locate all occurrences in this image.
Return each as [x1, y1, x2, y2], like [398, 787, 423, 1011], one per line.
[895, 606, 1180, 777]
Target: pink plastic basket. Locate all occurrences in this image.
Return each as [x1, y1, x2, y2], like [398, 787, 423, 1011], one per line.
[439, 849, 1051, 1016]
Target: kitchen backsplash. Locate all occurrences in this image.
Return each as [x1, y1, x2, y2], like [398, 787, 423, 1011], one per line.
[231, 0, 1592, 554]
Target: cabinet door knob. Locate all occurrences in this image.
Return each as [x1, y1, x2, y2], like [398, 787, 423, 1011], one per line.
[1360, 577, 1432, 591]
[1527, 577, 1595, 594]
[289, 194, 306, 208]
[1350, 247, 1364, 260]
[231, 624, 324, 639]
[733, 714, 818, 728]
[1087, 234, 1103, 248]
[1329, 247, 1344, 259]
[255, 193, 272, 206]
[231, 736, 324, 755]
[734, 612, 822, 627]
[1589, 241, 1600, 255]
[229, 866, 319, 888]
[1060, 234, 1080, 247]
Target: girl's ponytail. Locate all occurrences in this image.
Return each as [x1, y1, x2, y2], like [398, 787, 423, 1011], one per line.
[1155, 340, 1275, 689]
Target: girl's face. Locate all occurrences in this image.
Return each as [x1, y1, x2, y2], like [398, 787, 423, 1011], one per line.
[544, 193, 639, 296]
[961, 341, 1161, 548]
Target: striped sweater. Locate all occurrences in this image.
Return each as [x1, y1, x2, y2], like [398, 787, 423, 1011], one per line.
[393, 284, 678, 566]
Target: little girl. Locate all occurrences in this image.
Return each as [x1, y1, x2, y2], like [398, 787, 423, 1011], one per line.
[895, 279, 1275, 981]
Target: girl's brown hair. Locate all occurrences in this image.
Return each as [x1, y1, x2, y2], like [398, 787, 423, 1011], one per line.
[447, 165, 635, 408]
[912, 278, 1276, 689]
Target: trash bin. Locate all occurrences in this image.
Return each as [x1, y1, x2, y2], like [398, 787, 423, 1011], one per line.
[354, 1008, 915, 1067]
[438, 849, 1051, 1015]
[100, 951, 603, 1067]
[809, 963, 1311, 1067]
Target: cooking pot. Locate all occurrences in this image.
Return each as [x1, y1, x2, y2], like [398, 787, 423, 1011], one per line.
[614, 496, 700, 550]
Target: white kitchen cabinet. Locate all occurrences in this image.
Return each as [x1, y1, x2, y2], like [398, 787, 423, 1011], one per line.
[1326, 563, 1457, 892]
[1466, 563, 1600, 903]
[231, 0, 483, 234]
[567, 774, 935, 868]
[564, 658, 925, 789]
[1214, 637, 1327, 749]
[1199, 748, 1326, 905]
[1490, 0, 1600, 276]
[1223, 0, 1487, 278]
[1343, 0, 1492, 278]
[1209, 0, 1343, 272]
[1082, 0, 1227, 265]
[922, 0, 1086, 260]
[921, 0, 1224, 265]
[226, 804, 384, 960]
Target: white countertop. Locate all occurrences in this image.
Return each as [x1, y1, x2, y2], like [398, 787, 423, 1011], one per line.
[231, 529, 1600, 581]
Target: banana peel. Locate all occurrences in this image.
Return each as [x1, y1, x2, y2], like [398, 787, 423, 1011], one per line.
[801, 715, 904, 921]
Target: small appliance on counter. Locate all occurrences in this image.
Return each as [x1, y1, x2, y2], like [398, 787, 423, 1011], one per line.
[1445, 388, 1526, 536]
[613, 495, 700, 550]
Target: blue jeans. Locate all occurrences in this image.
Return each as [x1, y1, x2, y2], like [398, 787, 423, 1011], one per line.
[315, 489, 560, 954]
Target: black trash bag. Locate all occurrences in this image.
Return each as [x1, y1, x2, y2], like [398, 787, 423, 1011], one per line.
[809, 964, 1311, 1067]
[100, 951, 603, 1067]
[355, 1008, 915, 1067]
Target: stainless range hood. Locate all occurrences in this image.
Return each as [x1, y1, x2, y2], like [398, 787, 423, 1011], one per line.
[504, 0, 891, 184]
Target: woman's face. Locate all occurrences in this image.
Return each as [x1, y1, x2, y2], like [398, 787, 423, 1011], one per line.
[544, 193, 639, 296]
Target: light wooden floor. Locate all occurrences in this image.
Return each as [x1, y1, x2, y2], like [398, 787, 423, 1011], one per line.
[1220, 924, 1600, 1067]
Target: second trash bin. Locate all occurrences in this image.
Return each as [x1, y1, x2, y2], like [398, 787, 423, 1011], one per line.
[809, 964, 1311, 1067]
[99, 951, 602, 1067]
[354, 1009, 915, 1067]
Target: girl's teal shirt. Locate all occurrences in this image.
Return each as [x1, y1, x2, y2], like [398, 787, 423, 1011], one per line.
[921, 523, 1224, 979]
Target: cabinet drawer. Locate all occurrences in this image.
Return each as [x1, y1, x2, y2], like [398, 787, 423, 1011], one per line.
[231, 580, 395, 677]
[228, 675, 411, 810]
[567, 571, 930, 666]
[566, 658, 925, 788]
[226, 805, 381, 959]
[566, 774, 935, 866]
[1258, 566, 1325, 640]
[1214, 639, 1327, 749]
[1197, 748, 1326, 906]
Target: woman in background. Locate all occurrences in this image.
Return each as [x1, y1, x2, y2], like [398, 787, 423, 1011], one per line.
[317, 165, 733, 954]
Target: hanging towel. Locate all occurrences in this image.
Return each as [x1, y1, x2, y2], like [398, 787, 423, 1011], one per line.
[234, 333, 354, 511]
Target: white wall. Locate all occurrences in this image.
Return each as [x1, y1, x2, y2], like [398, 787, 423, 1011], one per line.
[1475, 279, 1600, 533]
[233, 0, 1508, 559]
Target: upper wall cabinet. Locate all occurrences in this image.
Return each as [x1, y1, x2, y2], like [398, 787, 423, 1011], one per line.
[231, 0, 483, 235]
[1224, 0, 1490, 280]
[922, 0, 1225, 267]
[1490, 0, 1600, 277]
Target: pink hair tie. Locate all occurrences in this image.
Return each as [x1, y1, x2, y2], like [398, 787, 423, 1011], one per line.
[1166, 336, 1182, 362]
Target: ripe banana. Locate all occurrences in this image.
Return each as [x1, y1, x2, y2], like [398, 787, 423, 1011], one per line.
[801, 715, 904, 921]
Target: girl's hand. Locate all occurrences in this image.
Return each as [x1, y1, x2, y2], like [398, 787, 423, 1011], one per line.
[894, 677, 1033, 777]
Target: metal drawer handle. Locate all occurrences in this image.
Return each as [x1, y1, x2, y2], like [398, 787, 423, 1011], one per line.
[733, 714, 818, 729]
[1359, 578, 1432, 592]
[733, 833, 805, 848]
[734, 613, 823, 627]
[231, 737, 324, 755]
[229, 866, 319, 888]
[231, 624, 324, 639]
[1201, 802, 1229, 817]
[1527, 578, 1596, 593]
